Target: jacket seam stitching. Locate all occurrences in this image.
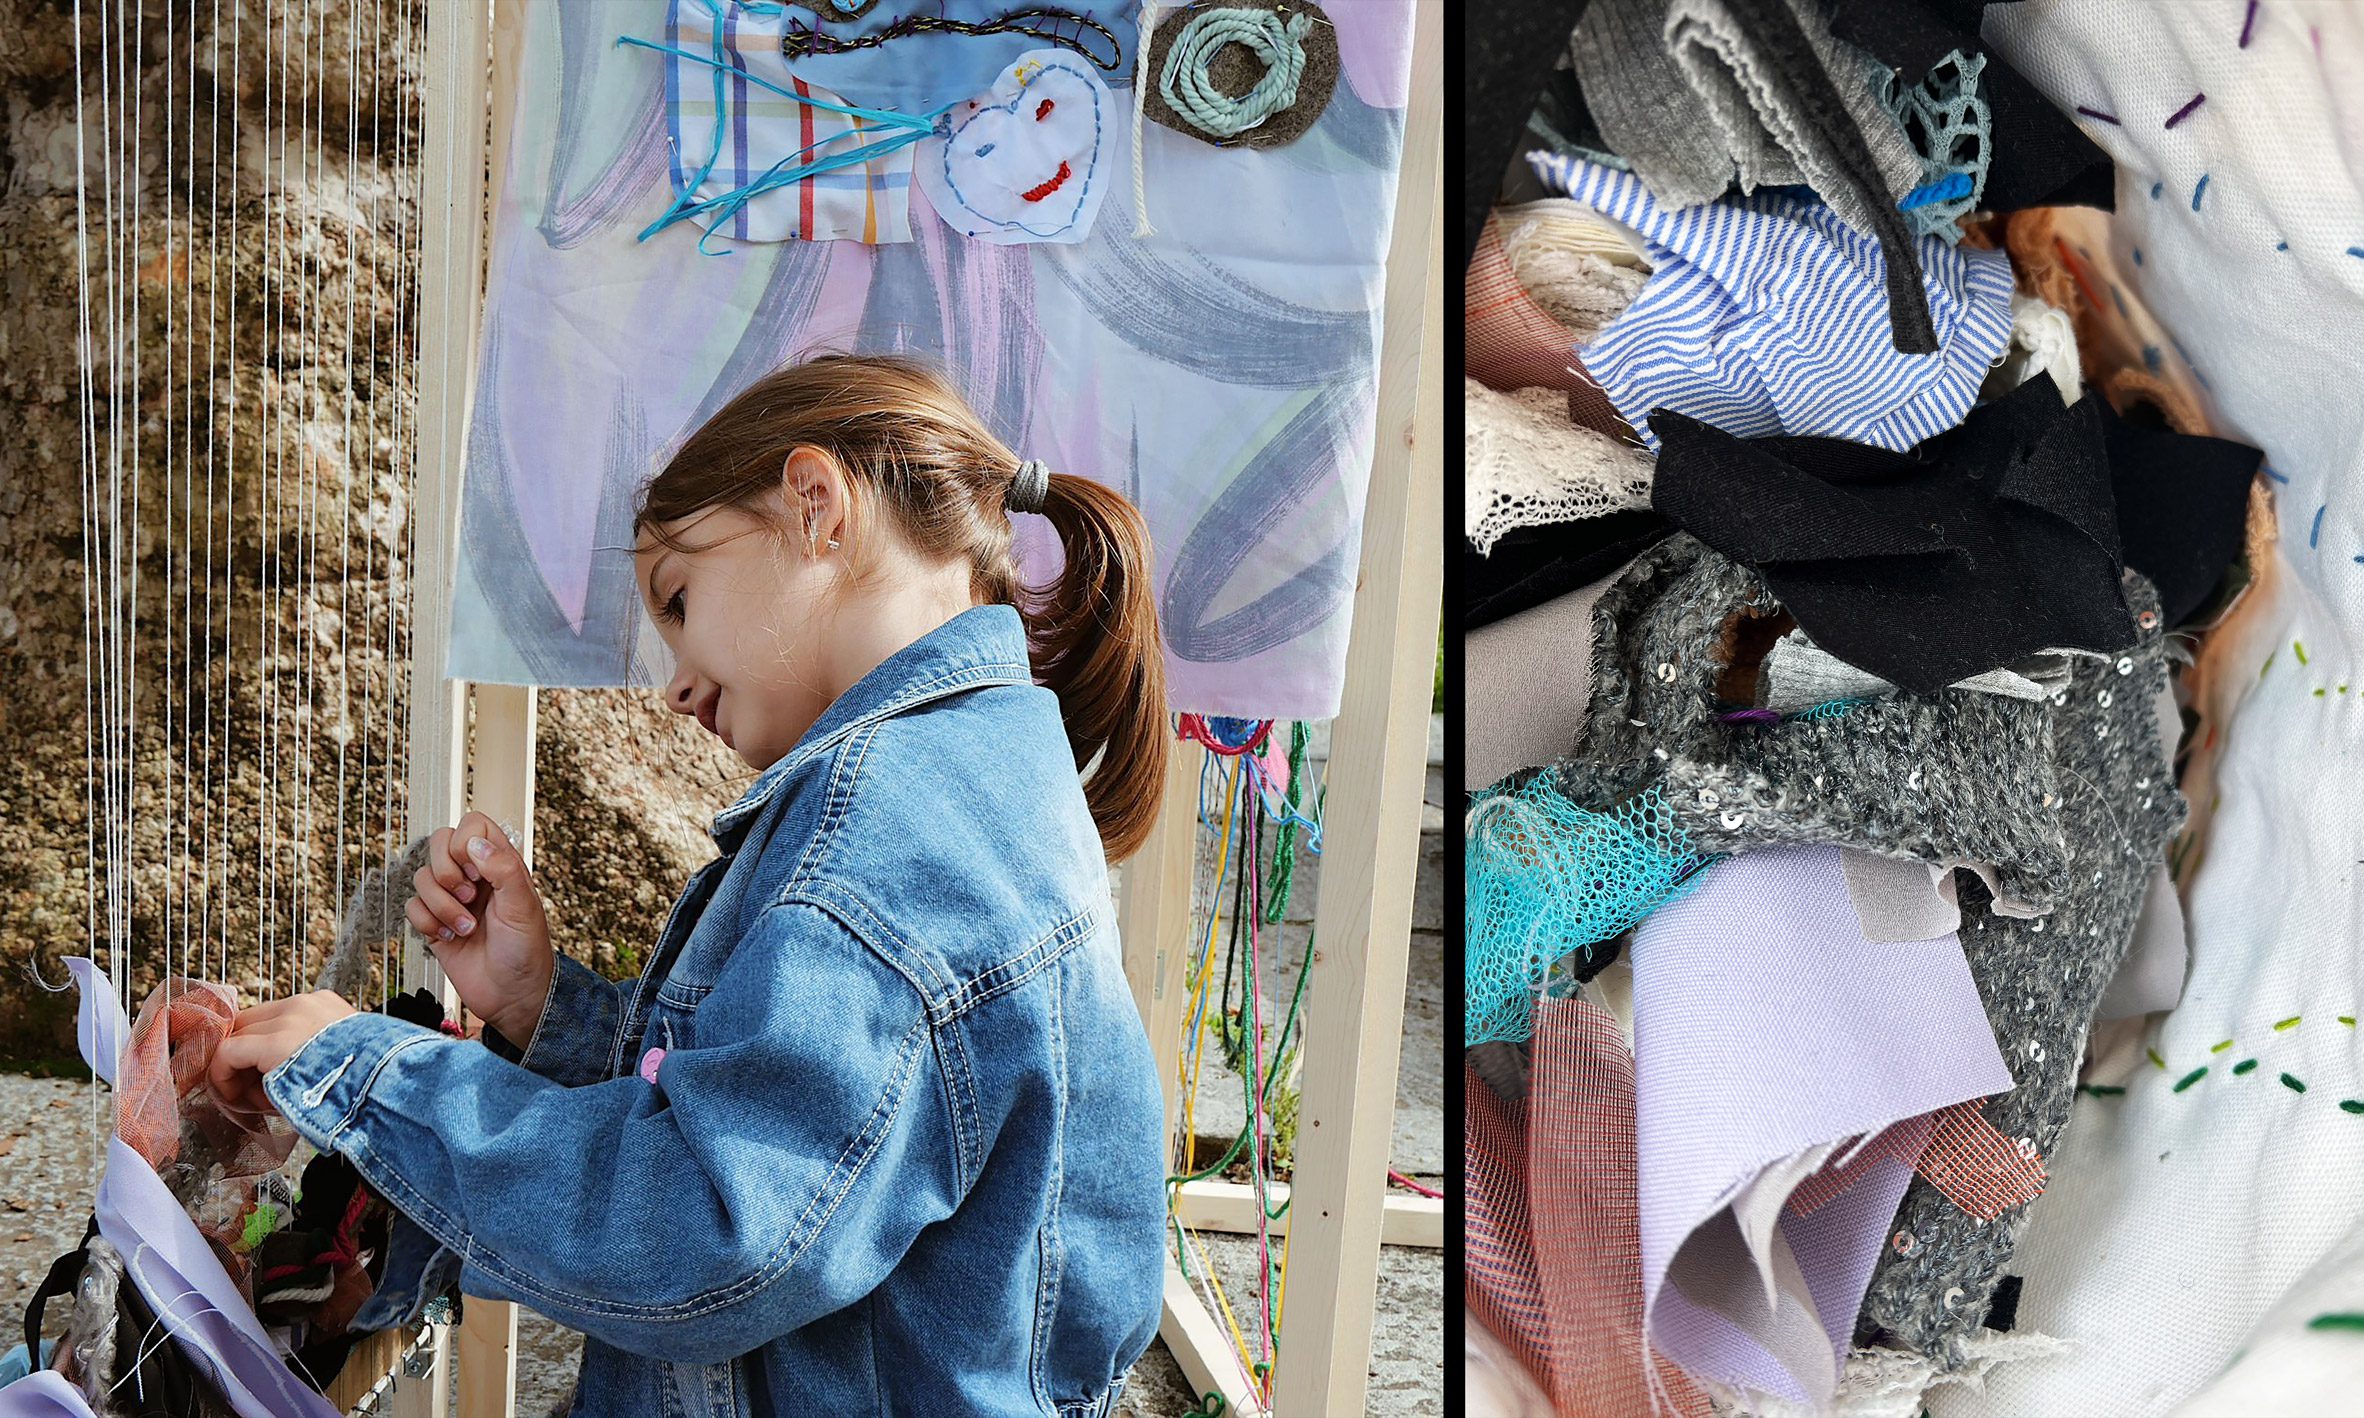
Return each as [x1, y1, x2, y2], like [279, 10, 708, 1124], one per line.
[354, 1019, 930, 1319]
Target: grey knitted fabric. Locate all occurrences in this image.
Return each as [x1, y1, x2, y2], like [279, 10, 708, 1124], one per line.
[1854, 573, 2185, 1366]
[314, 831, 438, 999]
[1662, 0, 1925, 219]
[1555, 537, 2072, 915]
[1570, 0, 1739, 209]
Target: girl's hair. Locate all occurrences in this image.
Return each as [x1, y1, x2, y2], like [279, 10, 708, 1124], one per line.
[634, 354, 1168, 862]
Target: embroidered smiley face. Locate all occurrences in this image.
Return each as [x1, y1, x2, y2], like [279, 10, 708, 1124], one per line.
[919, 48, 1111, 245]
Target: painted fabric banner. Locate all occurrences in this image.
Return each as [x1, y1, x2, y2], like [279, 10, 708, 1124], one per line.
[447, 0, 1419, 717]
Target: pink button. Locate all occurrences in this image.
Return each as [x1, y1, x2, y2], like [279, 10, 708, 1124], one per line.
[638, 1047, 666, 1085]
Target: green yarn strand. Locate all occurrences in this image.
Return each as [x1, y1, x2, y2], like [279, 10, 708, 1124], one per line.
[1159, 8, 1313, 139]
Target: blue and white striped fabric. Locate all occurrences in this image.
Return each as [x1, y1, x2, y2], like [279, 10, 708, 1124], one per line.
[1528, 151, 2016, 453]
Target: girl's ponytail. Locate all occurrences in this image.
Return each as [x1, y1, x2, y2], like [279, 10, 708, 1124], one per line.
[636, 354, 1171, 861]
[1021, 469, 1168, 863]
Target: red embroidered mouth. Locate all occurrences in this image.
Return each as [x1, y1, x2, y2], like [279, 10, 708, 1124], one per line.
[1021, 161, 1073, 204]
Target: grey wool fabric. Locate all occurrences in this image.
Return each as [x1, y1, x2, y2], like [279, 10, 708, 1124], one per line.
[1554, 537, 2073, 916]
[1854, 572, 2185, 1366]
[1569, 0, 1739, 210]
[1660, 0, 1939, 351]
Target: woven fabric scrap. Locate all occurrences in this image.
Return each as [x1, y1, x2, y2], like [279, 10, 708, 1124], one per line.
[662, 0, 918, 244]
[1632, 843, 2014, 1408]
[1525, 152, 2016, 452]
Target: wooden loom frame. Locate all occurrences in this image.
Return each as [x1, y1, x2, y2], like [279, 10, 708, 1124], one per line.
[359, 2, 1441, 1412]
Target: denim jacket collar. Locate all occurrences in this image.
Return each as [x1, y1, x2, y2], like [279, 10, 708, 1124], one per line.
[710, 604, 1035, 847]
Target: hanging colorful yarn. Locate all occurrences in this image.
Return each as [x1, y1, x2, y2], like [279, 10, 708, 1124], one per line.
[1878, 49, 1992, 242]
[1465, 778, 1706, 1046]
[1158, 5, 1314, 140]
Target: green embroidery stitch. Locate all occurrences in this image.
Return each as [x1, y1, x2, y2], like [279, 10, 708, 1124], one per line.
[2233, 1059, 2259, 1075]
[2283, 1072, 2309, 1093]
[2173, 1067, 2209, 1092]
[2276, 1015, 2304, 1031]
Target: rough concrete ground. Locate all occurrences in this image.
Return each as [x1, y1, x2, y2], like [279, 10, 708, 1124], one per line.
[0, 717, 1446, 1415]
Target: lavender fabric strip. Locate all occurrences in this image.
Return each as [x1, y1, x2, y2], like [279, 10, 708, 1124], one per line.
[0, 1372, 97, 1416]
[1633, 844, 2015, 1405]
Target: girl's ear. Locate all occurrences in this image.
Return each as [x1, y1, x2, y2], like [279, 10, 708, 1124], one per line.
[782, 446, 847, 553]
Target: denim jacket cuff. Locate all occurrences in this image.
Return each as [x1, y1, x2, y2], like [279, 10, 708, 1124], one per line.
[481, 953, 622, 1087]
[350, 1210, 465, 1333]
[263, 1011, 446, 1155]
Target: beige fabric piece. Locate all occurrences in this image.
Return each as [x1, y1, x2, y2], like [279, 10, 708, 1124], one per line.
[1467, 575, 1617, 791]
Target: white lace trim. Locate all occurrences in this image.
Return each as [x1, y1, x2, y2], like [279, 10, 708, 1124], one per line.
[1467, 378, 1656, 554]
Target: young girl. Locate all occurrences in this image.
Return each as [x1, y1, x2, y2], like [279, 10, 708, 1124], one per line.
[212, 355, 1171, 1417]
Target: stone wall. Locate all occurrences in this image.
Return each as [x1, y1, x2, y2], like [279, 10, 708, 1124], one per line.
[0, 2, 738, 1062]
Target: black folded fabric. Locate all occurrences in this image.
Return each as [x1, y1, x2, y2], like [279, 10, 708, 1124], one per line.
[1828, 0, 2116, 213]
[1469, 0, 1595, 261]
[1652, 375, 2134, 693]
[2104, 396, 2263, 627]
[1651, 374, 2262, 690]
[1466, 509, 1676, 631]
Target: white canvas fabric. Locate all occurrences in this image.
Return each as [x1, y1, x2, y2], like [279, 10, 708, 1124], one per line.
[1926, 3, 2364, 1414]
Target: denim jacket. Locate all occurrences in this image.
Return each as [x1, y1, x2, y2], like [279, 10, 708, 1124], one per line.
[265, 606, 1167, 1416]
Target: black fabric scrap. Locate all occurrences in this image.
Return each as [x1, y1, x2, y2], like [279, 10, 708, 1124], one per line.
[1466, 510, 1676, 632]
[1828, 0, 2115, 213]
[1650, 374, 2138, 693]
[1984, 1273, 2025, 1333]
[1469, 0, 1594, 261]
[2104, 396, 2262, 627]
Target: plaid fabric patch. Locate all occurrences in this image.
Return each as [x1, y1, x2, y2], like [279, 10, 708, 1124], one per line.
[665, 0, 916, 244]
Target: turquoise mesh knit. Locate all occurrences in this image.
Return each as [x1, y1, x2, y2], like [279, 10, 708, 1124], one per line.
[1464, 778, 1706, 1046]
[1879, 50, 1992, 242]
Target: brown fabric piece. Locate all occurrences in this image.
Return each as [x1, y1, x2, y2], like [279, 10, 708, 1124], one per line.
[1143, 0, 1338, 149]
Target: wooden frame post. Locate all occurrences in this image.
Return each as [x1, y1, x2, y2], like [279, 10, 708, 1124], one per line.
[394, 0, 501, 1412]
[1268, 0, 1443, 1405]
[1119, 3, 1444, 1412]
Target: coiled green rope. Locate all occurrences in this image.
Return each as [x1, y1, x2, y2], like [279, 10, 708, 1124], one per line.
[1158, 8, 1313, 139]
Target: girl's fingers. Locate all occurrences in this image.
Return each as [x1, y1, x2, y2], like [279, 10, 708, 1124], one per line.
[454, 812, 513, 883]
[406, 896, 449, 941]
[428, 826, 472, 895]
[411, 866, 474, 938]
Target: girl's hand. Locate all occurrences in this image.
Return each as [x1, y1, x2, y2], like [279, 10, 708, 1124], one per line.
[408, 812, 557, 1047]
[211, 991, 359, 1116]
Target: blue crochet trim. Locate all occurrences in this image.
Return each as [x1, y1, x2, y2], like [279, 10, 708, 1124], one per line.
[1878, 49, 1991, 242]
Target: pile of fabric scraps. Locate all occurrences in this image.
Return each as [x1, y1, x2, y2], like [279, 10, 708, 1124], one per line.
[10, 978, 460, 1408]
[7, 969, 462, 1414]
[1457, 3, 2354, 1414]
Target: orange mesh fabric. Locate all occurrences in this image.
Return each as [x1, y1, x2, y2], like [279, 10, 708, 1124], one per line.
[1528, 996, 1710, 1418]
[1784, 1114, 1940, 1221]
[116, 980, 300, 1281]
[1467, 1060, 1554, 1395]
[1914, 1099, 2048, 1221]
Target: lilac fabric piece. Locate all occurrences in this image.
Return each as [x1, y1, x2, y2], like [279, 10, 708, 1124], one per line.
[0, 1372, 97, 1417]
[1633, 845, 2014, 1406]
[64, 961, 343, 1418]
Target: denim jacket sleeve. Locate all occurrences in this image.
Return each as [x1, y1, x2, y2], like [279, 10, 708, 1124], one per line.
[479, 951, 626, 1088]
[265, 902, 961, 1366]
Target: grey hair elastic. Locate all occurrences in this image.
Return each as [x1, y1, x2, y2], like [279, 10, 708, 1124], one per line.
[1007, 458, 1052, 515]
